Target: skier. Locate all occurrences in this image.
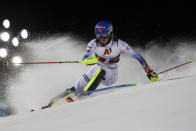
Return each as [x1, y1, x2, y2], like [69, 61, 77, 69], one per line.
[42, 20, 159, 109]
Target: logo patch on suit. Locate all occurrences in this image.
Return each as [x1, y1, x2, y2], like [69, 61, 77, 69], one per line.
[104, 48, 111, 55]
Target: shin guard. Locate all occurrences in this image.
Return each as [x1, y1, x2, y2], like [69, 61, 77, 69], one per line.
[84, 69, 106, 91]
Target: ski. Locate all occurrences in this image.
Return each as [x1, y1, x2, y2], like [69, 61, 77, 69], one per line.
[30, 83, 136, 112]
[71, 83, 136, 94]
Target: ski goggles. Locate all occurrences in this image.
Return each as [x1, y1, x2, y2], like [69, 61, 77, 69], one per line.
[96, 33, 109, 39]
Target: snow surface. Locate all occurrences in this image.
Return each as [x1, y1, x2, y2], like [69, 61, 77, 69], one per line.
[0, 36, 196, 131]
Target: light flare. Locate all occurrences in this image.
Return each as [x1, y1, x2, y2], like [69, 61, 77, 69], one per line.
[12, 56, 23, 66]
[0, 48, 8, 58]
[12, 37, 19, 47]
[3, 19, 10, 29]
[0, 32, 10, 42]
[21, 29, 28, 39]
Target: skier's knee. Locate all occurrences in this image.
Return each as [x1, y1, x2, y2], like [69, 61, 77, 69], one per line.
[84, 69, 106, 91]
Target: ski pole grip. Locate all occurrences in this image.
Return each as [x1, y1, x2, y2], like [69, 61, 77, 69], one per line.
[81, 57, 99, 65]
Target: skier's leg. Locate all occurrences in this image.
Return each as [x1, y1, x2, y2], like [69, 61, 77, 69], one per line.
[76, 68, 106, 99]
[44, 65, 106, 107]
[101, 67, 118, 86]
[43, 67, 116, 108]
[83, 68, 106, 91]
[69, 65, 105, 99]
[74, 65, 105, 91]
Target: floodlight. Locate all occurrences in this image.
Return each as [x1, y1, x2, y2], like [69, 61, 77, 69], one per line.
[21, 29, 28, 39]
[12, 56, 23, 66]
[12, 37, 19, 47]
[0, 48, 7, 58]
[0, 32, 10, 42]
[3, 19, 10, 29]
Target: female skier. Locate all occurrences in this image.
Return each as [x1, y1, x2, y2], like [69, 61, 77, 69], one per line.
[42, 20, 158, 108]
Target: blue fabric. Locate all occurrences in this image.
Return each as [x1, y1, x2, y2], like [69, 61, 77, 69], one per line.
[132, 53, 149, 69]
[82, 53, 91, 60]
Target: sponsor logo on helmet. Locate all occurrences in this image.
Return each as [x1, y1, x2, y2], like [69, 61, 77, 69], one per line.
[96, 26, 105, 29]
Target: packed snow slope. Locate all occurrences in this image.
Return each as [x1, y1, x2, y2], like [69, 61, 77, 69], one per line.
[1, 36, 196, 131]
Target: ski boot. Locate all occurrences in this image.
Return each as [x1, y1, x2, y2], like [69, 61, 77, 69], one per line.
[41, 87, 76, 109]
[64, 87, 75, 102]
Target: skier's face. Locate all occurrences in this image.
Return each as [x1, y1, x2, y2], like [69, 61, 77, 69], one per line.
[99, 37, 109, 45]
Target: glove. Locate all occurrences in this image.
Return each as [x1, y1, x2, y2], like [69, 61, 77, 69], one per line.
[145, 67, 159, 82]
[82, 57, 98, 66]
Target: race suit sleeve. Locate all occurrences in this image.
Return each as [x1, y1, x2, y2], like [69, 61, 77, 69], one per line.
[118, 39, 149, 69]
[82, 41, 94, 60]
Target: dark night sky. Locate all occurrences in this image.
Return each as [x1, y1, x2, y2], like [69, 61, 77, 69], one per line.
[0, 2, 196, 46]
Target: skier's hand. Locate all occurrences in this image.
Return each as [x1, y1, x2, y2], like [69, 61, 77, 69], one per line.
[82, 57, 98, 65]
[145, 67, 159, 82]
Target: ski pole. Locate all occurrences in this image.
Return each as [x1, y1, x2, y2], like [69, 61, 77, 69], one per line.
[159, 60, 193, 74]
[8, 57, 98, 65]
